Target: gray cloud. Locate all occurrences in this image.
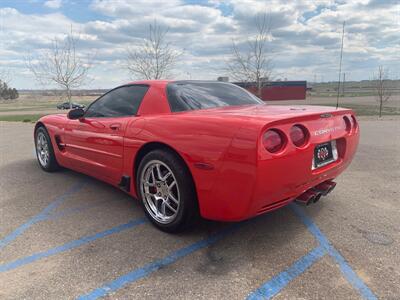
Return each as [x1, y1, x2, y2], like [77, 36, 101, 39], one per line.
[0, 0, 399, 89]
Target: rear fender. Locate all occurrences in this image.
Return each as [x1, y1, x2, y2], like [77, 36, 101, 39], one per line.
[123, 115, 242, 209]
[200, 125, 261, 220]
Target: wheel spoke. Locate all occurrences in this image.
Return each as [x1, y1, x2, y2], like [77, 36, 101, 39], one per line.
[144, 181, 155, 187]
[168, 193, 179, 205]
[148, 194, 157, 207]
[155, 164, 162, 180]
[161, 201, 166, 216]
[164, 200, 177, 213]
[168, 181, 176, 190]
[161, 171, 172, 181]
[150, 167, 156, 184]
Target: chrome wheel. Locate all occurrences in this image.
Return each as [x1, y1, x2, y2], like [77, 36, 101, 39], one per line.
[36, 131, 49, 167]
[140, 160, 180, 224]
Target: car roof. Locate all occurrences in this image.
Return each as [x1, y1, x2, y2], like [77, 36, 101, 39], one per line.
[124, 80, 171, 87]
[122, 80, 233, 89]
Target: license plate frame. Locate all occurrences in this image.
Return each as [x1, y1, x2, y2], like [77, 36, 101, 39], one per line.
[312, 140, 338, 169]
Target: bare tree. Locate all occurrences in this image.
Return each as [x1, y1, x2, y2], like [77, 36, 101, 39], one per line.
[126, 21, 180, 80]
[27, 29, 92, 107]
[0, 69, 11, 84]
[227, 13, 273, 97]
[373, 66, 391, 117]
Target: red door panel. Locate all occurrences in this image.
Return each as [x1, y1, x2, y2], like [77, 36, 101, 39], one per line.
[64, 117, 131, 183]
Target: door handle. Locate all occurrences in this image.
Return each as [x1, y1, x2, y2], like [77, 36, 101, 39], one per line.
[109, 123, 121, 130]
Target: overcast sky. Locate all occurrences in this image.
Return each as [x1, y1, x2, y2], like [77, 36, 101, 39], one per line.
[0, 0, 399, 89]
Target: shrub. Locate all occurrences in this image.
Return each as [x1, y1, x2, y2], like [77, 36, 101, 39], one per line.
[0, 80, 19, 100]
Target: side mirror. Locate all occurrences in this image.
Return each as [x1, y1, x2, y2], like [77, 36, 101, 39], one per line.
[67, 108, 85, 120]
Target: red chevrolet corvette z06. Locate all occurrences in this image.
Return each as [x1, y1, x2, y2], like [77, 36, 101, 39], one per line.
[34, 80, 359, 232]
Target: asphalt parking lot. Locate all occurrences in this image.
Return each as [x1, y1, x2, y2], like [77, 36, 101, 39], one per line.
[0, 117, 399, 300]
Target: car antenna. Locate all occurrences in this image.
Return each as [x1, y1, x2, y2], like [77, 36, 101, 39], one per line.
[336, 21, 345, 109]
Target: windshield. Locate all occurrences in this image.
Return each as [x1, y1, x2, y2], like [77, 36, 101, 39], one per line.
[167, 81, 263, 112]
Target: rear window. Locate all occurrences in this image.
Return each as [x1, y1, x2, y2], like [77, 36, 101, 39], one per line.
[167, 81, 263, 112]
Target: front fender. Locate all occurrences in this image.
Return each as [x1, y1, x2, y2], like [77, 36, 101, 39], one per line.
[34, 114, 69, 165]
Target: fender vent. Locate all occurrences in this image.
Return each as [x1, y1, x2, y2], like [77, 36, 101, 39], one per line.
[54, 135, 65, 151]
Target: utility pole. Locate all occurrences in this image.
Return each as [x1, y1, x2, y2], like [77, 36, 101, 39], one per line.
[342, 72, 346, 96]
[336, 21, 345, 109]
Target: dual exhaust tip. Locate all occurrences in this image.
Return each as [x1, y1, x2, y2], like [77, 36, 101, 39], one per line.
[295, 181, 336, 206]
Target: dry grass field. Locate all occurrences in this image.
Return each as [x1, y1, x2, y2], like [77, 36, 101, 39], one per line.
[0, 93, 98, 122]
[0, 94, 95, 113]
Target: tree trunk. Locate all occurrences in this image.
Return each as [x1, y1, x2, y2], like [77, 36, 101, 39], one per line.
[257, 79, 262, 99]
[66, 87, 72, 109]
[379, 97, 383, 118]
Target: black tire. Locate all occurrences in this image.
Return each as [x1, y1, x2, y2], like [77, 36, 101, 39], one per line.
[34, 126, 61, 172]
[137, 149, 199, 233]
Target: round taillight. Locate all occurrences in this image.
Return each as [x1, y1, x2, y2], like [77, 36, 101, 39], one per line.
[343, 116, 351, 133]
[290, 125, 308, 147]
[263, 129, 285, 153]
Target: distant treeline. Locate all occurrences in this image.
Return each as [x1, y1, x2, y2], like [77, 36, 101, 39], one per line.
[0, 80, 19, 100]
[18, 89, 108, 96]
[309, 79, 400, 89]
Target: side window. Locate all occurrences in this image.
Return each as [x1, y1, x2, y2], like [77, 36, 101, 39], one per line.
[85, 85, 149, 118]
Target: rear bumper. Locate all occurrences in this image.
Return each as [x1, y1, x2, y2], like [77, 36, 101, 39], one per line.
[250, 153, 350, 217]
[199, 125, 359, 221]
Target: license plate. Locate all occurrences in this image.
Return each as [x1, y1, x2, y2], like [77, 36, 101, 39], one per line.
[312, 140, 338, 169]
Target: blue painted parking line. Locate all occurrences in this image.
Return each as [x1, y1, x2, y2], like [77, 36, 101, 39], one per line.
[247, 246, 326, 300]
[0, 181, 85, 250]
[0, 218, 147, 273]
[76, 223, 243, 300]
[290, 204, 377, 300]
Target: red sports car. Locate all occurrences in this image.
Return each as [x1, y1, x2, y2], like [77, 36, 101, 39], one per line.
[34, 80, 359, 232]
